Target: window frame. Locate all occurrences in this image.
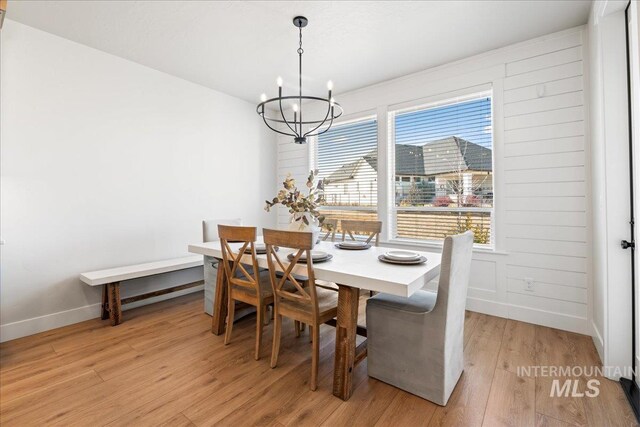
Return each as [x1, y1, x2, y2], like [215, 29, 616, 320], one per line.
[387, 89, 495, 249]
[309, 86, 498, 251]
[309, 111, 379, 222]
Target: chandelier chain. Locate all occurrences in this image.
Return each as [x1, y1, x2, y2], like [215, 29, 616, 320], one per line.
[298, 26, 303, 135]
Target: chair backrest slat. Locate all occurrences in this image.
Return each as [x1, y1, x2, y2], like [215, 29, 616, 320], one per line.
[321, 218, 338, 242]
[263, 229, 318, 315]
[340, 220, 382, 246]
[218, 225, 260, 294]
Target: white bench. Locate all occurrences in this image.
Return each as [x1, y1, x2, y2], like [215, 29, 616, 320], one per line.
[80, 255, 204, 326]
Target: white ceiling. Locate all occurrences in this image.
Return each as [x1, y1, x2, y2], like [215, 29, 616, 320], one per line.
[7, 1, 592, 103]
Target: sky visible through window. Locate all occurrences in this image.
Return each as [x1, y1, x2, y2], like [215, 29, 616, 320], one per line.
[395, 97, 492, 148]
[318, 97, 492, 176]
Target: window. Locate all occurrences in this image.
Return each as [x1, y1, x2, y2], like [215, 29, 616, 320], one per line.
[389, 94, 493, 246]
[314, 117, 378, 225]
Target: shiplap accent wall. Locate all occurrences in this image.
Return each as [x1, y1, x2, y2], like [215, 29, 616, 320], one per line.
[502, 36, 587, 332]
[276, 139, 310, 228]
[275, 26, 590, 334]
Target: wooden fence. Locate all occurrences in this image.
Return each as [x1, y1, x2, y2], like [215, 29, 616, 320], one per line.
[320, 208, 491, 243]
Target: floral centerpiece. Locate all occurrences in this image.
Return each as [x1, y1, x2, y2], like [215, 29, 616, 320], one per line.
[265, 170, 326, 241]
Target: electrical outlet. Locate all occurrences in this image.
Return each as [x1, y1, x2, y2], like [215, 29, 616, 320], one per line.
[524, 277, 535, 292]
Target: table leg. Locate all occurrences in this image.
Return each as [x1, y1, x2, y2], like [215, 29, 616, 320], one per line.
[211, 259, 228, 335]
[333, 285, 360, 400]
[101, 284, 109, 320]
[106, 282, 122, 326]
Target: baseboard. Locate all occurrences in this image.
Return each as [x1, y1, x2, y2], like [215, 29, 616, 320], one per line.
[466, 296, 510, 318]
[0, 303, 102, 343]
[0, 286, 203, 343]
[507, 303, 588, 335]
[422, 287, 587, 334]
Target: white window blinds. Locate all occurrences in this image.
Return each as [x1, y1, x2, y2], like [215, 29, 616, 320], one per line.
[315, 117, 378, 224]
[389, 94, 493, 245]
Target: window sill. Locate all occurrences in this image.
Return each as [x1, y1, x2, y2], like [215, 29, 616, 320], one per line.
[384, 238, 508, 256]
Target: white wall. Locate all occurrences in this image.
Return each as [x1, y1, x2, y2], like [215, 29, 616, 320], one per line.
[0, 20, 277, 341]
[588, 0, 633, 379]
[278, 26, 590, 334]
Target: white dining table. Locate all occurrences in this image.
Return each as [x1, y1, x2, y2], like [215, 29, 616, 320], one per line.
[187, 239, 442, 400]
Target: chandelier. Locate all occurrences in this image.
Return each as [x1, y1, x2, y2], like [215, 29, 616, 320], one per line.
[257, 16, 343, 144]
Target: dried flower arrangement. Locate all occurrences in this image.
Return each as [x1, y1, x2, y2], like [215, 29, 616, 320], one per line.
[265, 170, 326, 230]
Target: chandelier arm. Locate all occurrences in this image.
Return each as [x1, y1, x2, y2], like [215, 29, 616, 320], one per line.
[303, 102, 332, 137]
[307, 112, 337, 137]
[278, 96, 299, 137]
[261, 114, 296, 137]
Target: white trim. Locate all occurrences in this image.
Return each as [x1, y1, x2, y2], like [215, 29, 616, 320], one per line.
[1, 303, 101, 343]
[377, 104, 391, 242]
[327, 109, 378, 127]
[388, 85, 493, 113]
[592, 320, 605, 364]
[394, 206, 492, 213]
[583, 18, 596, 366]
[385, 237, 508, 256]
[466, 296, 510, 318]
[508, 304, 588, 335]
[420, 293, 585, 334]
[0, 286, 203, 343]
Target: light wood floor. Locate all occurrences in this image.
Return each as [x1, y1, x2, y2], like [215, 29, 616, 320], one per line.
[0, 291, 637, 426]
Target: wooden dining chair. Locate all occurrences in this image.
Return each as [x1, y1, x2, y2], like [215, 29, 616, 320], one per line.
[321, 218, 338, 242]
[340, 219, 382, 246]
[218, 225, 273, 360]
[263, 228, 339, 391]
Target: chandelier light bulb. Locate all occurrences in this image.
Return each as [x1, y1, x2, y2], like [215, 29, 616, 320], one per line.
[277, 76, 283, 87]
[293, 103, 299, 112]
[327, 80, 334, 91]
[330, 97, 335, 106]
[260, 93, 267, 102]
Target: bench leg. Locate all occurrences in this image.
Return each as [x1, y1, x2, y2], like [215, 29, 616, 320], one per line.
[106, 282, 122, 326]
[101, 284, 110, 320]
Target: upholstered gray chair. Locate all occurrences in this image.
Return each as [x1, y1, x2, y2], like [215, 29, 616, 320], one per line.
[366, 231, 474, 406]
[202, 218, 242, 316]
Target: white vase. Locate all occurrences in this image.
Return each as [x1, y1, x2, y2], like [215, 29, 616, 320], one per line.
[289, 212, 320, 244]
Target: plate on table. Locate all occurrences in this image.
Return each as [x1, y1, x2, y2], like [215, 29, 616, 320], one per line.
[335, 241, 371, 250]
[244, 244, 278, 255]
[378, 254, 427, 265]
[383, 250, 421, 261]
[288, 251, 333, 264]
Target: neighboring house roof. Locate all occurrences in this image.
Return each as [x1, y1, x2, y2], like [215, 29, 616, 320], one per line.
[422, 136, 492, 175]
[324, 136, 491, 183]
[325, 157, 369, 183]
[396, 144, 426, 176]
